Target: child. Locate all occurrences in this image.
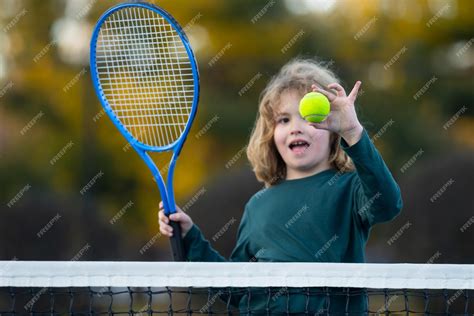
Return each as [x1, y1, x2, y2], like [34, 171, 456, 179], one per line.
[158, 58, 403, 314]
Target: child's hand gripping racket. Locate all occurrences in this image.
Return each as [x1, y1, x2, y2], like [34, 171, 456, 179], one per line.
[90, 2, 200, 261]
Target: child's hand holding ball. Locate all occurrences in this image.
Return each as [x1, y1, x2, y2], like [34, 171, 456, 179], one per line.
[300, 81, 364, 146]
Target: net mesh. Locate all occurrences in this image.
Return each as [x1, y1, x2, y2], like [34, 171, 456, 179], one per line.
[2, 287, 472, 315]
[93, 6, 195, 148]
[0, 261, 472, 315]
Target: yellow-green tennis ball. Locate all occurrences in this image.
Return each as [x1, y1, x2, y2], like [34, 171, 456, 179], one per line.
[299, 92, 330, 123]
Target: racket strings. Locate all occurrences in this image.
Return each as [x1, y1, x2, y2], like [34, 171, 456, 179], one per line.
[95, 6, 195, 147]
[151, 8, 186, 143]
[130, 7, 162, 147]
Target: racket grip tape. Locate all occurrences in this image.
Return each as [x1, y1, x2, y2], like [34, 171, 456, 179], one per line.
[169, 220, 186, 261]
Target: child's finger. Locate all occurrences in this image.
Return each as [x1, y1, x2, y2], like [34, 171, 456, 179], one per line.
[311, 84, 321, 92]
[158, 220, 169, 230]
[159, 226, 166, 235]
[159, 220, 173, 233]
[158, 216, 169, 226]
[348, 81, 362, 101]
[159, 201, 163, 209]
[309, 121, 329, 130]
[169, 213, 183, 221]
[158, 212, 169, 224]
[313, 87, 336, 102]
[159, 226, 172, 237]
[327, 83, 346, 97]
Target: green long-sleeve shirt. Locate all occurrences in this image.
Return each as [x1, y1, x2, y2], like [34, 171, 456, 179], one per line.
[182, 129, 403, 314]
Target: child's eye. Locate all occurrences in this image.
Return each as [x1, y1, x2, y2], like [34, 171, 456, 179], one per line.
[277, 117, 289, 124]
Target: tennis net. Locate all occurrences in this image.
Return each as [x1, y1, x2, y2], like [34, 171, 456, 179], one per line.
[0, 261, 472, 315]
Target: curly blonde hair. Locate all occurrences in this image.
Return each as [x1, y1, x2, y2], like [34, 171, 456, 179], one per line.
[247, 58, 355, 187]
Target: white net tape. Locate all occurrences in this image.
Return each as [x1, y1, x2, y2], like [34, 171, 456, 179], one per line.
[1, 262, 472, 289]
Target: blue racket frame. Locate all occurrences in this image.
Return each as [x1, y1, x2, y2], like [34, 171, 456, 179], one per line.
[90, 2, 200, 261]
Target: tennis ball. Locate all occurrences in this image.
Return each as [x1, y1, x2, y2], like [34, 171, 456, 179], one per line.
[299, 92, 330, 123]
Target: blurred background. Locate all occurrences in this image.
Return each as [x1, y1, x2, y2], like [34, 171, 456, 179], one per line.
[0, 0, 472, 263]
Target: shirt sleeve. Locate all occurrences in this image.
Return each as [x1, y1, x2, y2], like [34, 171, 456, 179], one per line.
[182, 204, 254, 262]
[229, 204, 254, 262]
[182, 225, 227, 262]
[341, 128, 403, 228]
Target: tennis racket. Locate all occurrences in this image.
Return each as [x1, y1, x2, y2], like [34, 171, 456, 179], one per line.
[90, 2, 200, 261]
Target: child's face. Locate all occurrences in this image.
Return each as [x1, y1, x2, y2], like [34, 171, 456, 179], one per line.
[273, 90, 332, 180]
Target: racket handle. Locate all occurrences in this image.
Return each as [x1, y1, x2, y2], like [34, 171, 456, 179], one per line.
[169, 220, 186, 261]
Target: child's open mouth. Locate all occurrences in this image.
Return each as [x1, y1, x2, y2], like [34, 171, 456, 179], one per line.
[289, 140, 310, 154]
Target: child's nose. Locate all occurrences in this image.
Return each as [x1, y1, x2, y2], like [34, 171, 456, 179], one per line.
[290, 116, 306, 134]
[290, 123, 303, 135]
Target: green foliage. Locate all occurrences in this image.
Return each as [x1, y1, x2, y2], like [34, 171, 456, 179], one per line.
[0, 0, 472, 259]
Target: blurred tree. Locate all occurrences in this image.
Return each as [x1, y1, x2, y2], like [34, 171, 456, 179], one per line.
[0, 0, 472, 261]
